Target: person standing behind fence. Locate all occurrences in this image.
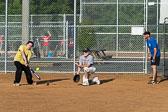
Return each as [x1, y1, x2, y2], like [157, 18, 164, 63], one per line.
[144, 31, 160, 84]
[33, 38, 41, 58]
[68, 37, 74, 58]
[13, 41, 34, 86]
[60, 40, 64, 56]
[0, 35, 3, 56]
[42, 31, 51, 57]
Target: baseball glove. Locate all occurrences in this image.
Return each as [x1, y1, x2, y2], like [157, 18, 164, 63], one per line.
[73, 73, 80, 83]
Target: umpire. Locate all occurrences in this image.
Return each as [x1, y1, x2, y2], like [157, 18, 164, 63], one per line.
[13, 41, 34, 86]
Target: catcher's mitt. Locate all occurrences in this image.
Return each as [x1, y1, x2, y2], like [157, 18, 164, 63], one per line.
[73, 73, 80, 83]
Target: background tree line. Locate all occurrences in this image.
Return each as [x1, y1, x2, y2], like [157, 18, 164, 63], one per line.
[0, 0, 80, 14]
[0, 0, 161, 52]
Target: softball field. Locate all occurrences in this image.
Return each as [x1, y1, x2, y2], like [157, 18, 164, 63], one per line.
[0, 73, 168, 112]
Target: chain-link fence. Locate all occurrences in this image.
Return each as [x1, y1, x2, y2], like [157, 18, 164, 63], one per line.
[0, 0, 167, 74]
[0, 14, 75, 73]
[77, 0, 167, 75]
[78, 0, 146, 73]
[163, 17, 168, 77]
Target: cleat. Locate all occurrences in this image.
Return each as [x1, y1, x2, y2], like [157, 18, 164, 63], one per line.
[33, 82, 37, 85]
[82, 81, 89, 86]
[92, 77, 100, 85]
[148, 80, 159, 84]
[13, 83, 20, 86]
[96, 79, 100, 85]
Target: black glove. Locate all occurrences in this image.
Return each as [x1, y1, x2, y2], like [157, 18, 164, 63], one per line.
[73, 73, 80, 83]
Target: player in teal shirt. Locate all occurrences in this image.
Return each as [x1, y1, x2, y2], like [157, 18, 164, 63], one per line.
[146, 37, 160, 57]
[144, 31, 160, 84]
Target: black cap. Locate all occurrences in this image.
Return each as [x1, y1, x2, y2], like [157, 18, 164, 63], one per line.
[143, 31, 150, 35]
[83, 48, 91, 52]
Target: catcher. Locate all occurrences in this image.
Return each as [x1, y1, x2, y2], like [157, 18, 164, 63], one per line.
[75, 48, 100, 86]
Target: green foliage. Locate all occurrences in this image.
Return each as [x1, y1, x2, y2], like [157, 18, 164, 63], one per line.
[77, 22, 97, 50]
[118, 5, 144, 25]
[0, 1, 5, 15]
[8, 0, 22, 14]
[0, 0, 75, 14]
[29, 0, 74, 14]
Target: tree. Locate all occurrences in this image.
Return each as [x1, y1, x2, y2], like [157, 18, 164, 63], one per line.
[0, 0, 5, 15]
[29, 0, 74, 14]
[0, 0, 76, 14]
[77, 21, 97, 50]
[8, 0, 22, 14]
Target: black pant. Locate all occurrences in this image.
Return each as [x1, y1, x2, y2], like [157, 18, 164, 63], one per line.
[14, 61, 33, 84]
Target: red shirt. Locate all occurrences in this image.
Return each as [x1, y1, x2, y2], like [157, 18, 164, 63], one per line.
[0, 37, 2, 44]
[68, 38, 74, 47]
[60, 40, 64, 45]
[42, 36, 51, 46]
[68, 41, 74, 47]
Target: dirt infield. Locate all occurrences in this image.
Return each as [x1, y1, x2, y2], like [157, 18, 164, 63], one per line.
[1, 73, 168, 112]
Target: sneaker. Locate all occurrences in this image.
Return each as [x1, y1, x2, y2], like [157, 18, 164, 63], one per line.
[155, 80, 160, 84]
[148, 80, 159, 84]
[33, 82, 37, 85]
[13, 83, 20, 86]
[82, 81, 89, 86]
[95, 77, 101, 85]
[96, 79, 100, 85]
[92, 77, 101, 85]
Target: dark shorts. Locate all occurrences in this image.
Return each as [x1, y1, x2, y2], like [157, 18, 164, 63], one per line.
[43, 46, 48, 51]
[151, 56, 160, 66]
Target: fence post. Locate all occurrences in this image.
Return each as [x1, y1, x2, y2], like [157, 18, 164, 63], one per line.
[73, 0, 77, 74]
[5, 0, 8, 74]
[66, 21, 69, 59]
[22, 0, 30, 45]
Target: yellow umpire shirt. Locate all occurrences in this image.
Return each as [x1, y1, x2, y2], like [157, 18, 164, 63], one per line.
[14, 45, 32, 65]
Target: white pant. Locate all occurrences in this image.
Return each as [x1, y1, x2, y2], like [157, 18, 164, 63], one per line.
[83, 66, 96, 83]
[83, 66, 96, 74]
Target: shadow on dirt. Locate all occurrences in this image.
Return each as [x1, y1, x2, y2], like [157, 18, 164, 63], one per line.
[36, 78, 70, 85]
[78, 78, 115, 86]
[100, 78, 115, 84]
[21, 78, 70, 86]
[159, 77, 168, 83]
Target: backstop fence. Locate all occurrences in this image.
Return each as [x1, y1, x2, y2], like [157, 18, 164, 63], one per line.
[0, 0, 167, 75]
[163, 17, 168, 77]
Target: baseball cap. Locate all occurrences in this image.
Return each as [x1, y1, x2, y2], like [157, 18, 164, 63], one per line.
[143, 31, 150, 35]
[83, 48, 91, 52]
